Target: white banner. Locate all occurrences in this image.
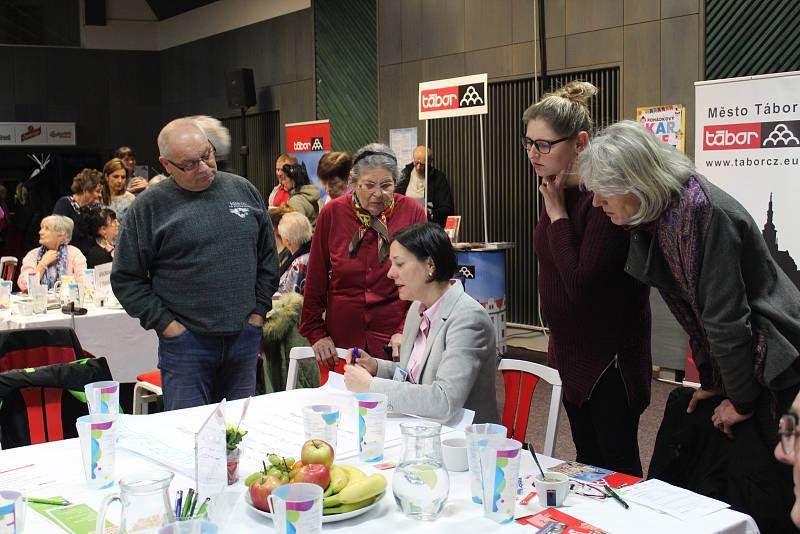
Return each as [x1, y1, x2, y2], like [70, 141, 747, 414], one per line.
[695, 71, 800, 266]
[419, 73, 488, 120]
[0, 122, 76, 146]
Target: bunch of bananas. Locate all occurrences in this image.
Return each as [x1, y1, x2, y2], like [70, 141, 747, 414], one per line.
[322, 465, 387, 515]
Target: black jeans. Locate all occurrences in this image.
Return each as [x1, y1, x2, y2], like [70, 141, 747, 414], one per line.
[562, 363, 643, 477]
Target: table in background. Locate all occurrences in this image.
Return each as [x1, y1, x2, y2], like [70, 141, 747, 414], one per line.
[0, 389, 759, 534]
[0, 301, 157, 383]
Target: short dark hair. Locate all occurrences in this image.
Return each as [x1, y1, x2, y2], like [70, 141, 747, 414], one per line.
[317, 151, 352, 183]
[80, 206, 116, 238]
[282, 163, 311, 188]
[392, 222, 456, 282]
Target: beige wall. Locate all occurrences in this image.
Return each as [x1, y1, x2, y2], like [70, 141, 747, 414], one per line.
[378, 0, 702, 155]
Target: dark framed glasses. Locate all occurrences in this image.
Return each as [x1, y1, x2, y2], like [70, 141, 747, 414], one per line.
[779, 413, 800, 457]
[521, 135, 571, 154]
[166, 142, 216, 172]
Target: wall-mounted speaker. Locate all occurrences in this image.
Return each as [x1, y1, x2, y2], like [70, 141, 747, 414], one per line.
[226, 68, 256, 109]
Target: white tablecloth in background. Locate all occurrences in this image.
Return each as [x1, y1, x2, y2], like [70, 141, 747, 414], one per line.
[0, 302, 157, 382]
[0, 390, 760, 534]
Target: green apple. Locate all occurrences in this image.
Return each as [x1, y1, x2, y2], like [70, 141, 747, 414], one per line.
[300, 439, 335, 468]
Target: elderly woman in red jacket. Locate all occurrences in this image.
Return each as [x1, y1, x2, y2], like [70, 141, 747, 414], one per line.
[300, 144, 426, 375]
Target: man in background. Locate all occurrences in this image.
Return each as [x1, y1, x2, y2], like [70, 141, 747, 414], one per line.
[397, 146, 454, 226]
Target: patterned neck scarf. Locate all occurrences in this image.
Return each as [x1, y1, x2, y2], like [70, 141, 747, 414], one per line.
[655, 175, 714, 371]
[35, 244, 69, 289]
[349, 192, 395, 264]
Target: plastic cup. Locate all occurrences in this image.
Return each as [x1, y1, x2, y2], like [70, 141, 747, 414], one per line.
[267, 483, 323, 534]
[441, 438, 468, 472]
[76, 413, 117, 489]
[465, 423, 507, 503]
[478, 437, 522, 524]
[159, 520, 218, 534]
[0, 281, 12, 310]
[301, 405, 340, 449]
[30, 284, 47, 314]
[0, 490, 26, 533]
[355, 393, 387, 462]
[84, 381, 120, 416]
[533, 471, 570, 508]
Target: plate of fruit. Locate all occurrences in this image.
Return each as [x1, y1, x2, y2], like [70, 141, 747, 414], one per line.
[245, 439, 387, 523]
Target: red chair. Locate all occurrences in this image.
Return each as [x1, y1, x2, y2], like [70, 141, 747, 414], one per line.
[287, 347, 347, 390]
[0, 256, 17, 282]
[133, 370, 162, 414]
[498, 358, 563, 457]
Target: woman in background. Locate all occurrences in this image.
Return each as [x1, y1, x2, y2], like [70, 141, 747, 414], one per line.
[53, 168, 104, 254]
[82, 207, 118, 268]
[344, 222, 498, 423]
[277, 211, 313, 295]
[114, 146, 148, 194]
[301, 144, 426, 378]
[280, 163, 320, 225]
[101, 158, 134, 239]
[525, 81, 651, 476]
[316, 151, 351, 205]
[18, 215, 86, 291]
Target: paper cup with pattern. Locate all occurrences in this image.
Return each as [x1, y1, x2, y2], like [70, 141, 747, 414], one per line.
[354, 393, 387, 462]
[267, 483, 323, 534]
[0, 491, 25, 534]
[465, 423, 507, 503]
[76, 413, 117, 489]
[478, 437, 522, 524]
[84, 381, 120, 416]
[302, 405, 340, 450]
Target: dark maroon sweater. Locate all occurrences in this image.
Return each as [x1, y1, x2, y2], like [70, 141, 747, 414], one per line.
[533, 188, 652, 412]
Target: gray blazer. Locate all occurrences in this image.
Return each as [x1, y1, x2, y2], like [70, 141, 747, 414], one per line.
[626, 177, 800, 409]
[370, 281, 499, 423]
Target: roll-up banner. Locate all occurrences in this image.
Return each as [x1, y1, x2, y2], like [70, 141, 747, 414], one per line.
[695, 71, 800, 287]
[285, 119, 331, 197]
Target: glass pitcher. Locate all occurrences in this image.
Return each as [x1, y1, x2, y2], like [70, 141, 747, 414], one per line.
[96, 470, 175, 534]
[392, 421, 449, 520]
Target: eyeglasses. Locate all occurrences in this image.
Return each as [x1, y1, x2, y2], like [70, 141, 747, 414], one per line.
[779, 413, 800, 457]
[166, 142, 216, 172]
[359, 181, 395, 194]
[570, 480, 608, 500]
[521, 135, 571, 154]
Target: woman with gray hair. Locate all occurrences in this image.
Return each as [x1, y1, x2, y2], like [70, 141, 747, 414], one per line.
[581, 119, 800, 531]
[277, 211, 313, 294]
[18, 215, 87, 292]
[300, 143, 426, 380]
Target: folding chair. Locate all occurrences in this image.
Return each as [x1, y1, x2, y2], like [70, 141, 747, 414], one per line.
[286, 347, 348, 390]
[0, 256, 17, 282]
[498, 358, 563, 457]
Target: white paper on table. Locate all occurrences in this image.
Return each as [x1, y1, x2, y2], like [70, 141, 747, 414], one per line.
[0, 463, 58, 493]
[621, 478, 730, 520]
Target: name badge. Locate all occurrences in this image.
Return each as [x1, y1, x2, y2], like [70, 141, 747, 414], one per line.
[393, 367, 410, 382]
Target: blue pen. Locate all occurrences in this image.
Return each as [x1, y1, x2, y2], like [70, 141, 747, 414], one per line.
[352, 347, 360, 364]
[174, 490, 183, 518]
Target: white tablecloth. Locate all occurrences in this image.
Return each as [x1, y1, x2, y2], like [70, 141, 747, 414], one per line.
[0, 301, 157, 382]
[0, 390, 760, 534]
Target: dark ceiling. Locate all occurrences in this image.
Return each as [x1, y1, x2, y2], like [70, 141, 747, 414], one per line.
[145, 0, 220, 21]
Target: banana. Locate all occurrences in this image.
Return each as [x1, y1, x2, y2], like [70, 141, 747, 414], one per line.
[322, 496, 377, 515]
[323, 473, 387, 507]
[338, 465, 367, 484]
[328, 466, 349, 495]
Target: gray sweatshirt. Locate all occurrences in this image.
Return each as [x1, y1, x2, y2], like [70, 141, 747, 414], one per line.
[111, 172, 277, 335]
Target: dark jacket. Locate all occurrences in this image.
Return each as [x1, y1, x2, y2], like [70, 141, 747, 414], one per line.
[397, 164, 454, 226]
[626, 177, 800, 411]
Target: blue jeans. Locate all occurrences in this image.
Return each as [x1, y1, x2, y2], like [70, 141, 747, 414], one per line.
[157, 322, 262, 411]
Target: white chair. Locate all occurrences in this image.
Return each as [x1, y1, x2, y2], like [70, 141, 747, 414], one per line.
[132, 370, 163, 415]
[0, 256, 18, 282]
[286, 347, 348, 390]
[498, 358, 563, 457]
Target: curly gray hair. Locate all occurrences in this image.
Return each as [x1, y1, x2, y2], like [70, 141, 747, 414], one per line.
[578, 120, 695, 226]
[41, 215, 74, 244]
[349, 143, 399, 186]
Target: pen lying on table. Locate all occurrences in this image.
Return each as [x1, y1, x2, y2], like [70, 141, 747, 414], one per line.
[603, 485, 629, 509]
[24, 497, 71, 506]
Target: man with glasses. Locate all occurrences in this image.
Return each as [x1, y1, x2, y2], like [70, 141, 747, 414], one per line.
[112, 117, 277, 410]
[396, 146, 454, 227]
[777, 393, 800, 528]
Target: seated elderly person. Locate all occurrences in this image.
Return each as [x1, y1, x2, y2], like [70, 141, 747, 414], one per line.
[277, 211, 312, 295]
[343, 222, 499, 423]
[18, 215, 87, 291]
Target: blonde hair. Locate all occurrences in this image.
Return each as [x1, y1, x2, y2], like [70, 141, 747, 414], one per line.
[579, 120, 695, 226]
[522, 80, 597, 137]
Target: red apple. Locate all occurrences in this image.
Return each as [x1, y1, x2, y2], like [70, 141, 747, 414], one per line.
[249, 474, 285, 512]
[300, 439, 335, 468]
[294, 463, 331, 490]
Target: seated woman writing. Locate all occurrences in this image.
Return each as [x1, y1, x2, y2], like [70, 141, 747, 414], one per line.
[343, 222, 499, 423]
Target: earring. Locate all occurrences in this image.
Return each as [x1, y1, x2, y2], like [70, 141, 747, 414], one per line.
[426, 271, 434, 281]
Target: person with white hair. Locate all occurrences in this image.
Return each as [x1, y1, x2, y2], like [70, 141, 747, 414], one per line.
[581, 119, 800, 532]
[18, 215, 86, 291]
[277, 211, 313, 294]
[192, 115, 231, 170]
[111, 117, 278, 411]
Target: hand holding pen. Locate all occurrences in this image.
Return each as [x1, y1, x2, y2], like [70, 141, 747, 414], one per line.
[345, 347, 378, 376]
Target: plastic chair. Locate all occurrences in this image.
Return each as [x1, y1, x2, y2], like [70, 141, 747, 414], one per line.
[498, 358, 563, 457]
[286, 347, 348, 390]
[0, 256, 17, 282]
[133, 370, 163, 415]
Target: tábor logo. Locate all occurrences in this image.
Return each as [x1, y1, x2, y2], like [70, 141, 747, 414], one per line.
[456, 265, 476, 279]
[311, 137, 324, 151]
[459, 85, 484, 107]
[422, 84, 486, 112]
[703, 123, 761, 150]
[761, 121, 800, 148]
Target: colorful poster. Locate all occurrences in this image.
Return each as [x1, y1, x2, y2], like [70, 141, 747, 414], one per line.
[285, 120, 330, 199]
[695, 71, 800, 289]
[636, 104, 686, 152]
